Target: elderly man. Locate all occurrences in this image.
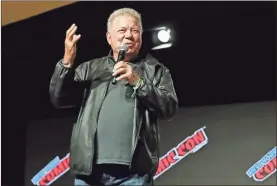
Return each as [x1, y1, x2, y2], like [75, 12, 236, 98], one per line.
[49, 7, 178, 185]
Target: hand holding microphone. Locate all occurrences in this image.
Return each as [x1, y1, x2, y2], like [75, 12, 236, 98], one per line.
[112, 44, 128, 84]
[112, 44, 140, 86]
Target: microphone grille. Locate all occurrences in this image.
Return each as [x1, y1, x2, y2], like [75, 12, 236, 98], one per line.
[119, 44, 128, 52]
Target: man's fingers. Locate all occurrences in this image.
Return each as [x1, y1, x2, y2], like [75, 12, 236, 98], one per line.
[113, 61, 128, 72]
[116, 73, 129, 81]
[66, 24, 76, 37]
[65, 34, 81, 48]
[67, 26, 78, 40]
[66, 24, 75, 34]
[112, 67, 126, 76]
[72, 34, 81, 44]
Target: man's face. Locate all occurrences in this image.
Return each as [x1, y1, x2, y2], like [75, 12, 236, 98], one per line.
[107, 15, 142, 59]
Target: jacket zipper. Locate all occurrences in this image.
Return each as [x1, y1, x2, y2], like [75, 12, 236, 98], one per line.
[130, 97, 142, 169]
[88, 80, 110, 172]
[129, 65, 143, 170]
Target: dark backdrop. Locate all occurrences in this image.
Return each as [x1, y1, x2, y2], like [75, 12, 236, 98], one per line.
[2, 1, 276, 185]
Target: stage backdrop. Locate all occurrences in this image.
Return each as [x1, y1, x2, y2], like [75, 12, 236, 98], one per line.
[25, 101, 276, 185]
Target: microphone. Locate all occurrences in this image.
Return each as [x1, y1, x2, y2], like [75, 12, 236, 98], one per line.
[112, 44, 129, 85]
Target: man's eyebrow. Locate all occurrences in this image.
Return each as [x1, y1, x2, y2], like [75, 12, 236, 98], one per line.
[117, 27, 126, 30]
[116, 26, 140, 30]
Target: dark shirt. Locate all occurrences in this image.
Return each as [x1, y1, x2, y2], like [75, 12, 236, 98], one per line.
[95, 59, 136, 166]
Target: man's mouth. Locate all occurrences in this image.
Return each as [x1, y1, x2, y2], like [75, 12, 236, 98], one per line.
[125, 43, 134, 46]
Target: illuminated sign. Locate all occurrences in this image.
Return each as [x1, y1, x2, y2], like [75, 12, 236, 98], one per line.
[31, 154, 70, 185]
[246, 146, 276, 182]
[31, 126, 208, 185]
[154, 126, 208, 179]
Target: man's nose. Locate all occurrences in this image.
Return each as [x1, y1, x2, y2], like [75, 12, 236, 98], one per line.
[125, 30, 133, 38]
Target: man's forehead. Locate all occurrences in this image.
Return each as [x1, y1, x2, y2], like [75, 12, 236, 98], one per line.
[112, 15, 139, 27]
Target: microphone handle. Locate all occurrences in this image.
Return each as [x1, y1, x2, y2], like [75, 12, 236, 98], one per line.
[112, 76, 117, 84]
[112, 53, 125, 85]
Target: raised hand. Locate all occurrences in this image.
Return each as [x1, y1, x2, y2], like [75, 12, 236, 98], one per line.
[63, 24, 81, 67]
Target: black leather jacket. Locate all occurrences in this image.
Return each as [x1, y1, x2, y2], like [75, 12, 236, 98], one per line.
[49, 53, 178, 178]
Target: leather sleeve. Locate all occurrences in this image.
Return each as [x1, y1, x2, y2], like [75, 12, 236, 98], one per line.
[49, 60, 85, 109]
[136, 68, 178, 120]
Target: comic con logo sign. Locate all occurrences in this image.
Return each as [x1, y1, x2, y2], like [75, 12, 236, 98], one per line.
[246, 146, 276, 182]
[153, 127, 208, 179]
[31, 127, 208, 185]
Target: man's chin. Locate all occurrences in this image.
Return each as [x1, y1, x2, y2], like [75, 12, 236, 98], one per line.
[124, 52, 136, 60]
[126, 50, 139, 56]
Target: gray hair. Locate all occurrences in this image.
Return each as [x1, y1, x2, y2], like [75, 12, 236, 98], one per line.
[107, 7, 143, 32]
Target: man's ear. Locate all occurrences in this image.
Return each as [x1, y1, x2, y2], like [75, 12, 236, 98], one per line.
[106, 32, 111, 45]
